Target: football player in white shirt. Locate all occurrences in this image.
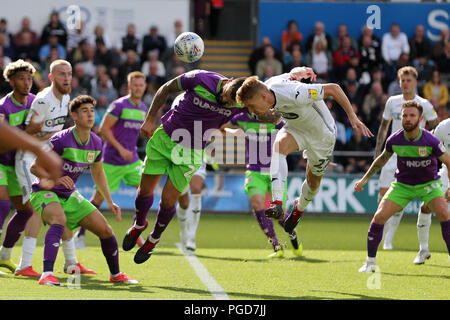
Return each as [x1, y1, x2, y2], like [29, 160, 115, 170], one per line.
[14, 60, 96, 277]
[374, 66, 439, 252]
[414, 118, 450, 264]
[236, 67, 373, 233]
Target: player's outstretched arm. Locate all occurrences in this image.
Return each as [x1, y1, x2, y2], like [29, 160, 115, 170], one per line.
[355, 150, 392, 192]
[141, 76, 183, 138]
[323, 83, 374, 138]
[90, 161, 122, 221]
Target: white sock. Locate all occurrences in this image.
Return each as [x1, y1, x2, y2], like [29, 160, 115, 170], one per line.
[19, 236, 37, 269]
[417, 210, 432, 251]
[297, 180, 319, 212]
[0, 246, 13, 261]
[177, 204, 188, 241]
[367, 256, 376, 263]
[384, 211, 404, 246]
[270, 152, 287, 202]
[41, 271, 54, 277]
[62, 238, 78, 266]
[188, 194, 202, 239]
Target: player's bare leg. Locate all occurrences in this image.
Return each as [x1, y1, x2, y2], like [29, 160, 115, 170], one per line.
[359, 199, 403, 273]
[79, 210, 137, 283]
[134, 177, 181, 264]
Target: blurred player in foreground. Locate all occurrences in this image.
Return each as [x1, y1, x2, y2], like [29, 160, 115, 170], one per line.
[355, 101, 450, 272]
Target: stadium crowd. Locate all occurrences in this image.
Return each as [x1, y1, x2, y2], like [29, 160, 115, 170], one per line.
[0, 12, 449, 173]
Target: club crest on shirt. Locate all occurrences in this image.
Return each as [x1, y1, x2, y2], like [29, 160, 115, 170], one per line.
[418, 147, 427, 157]
[87, 151, 95, 163]
[308, 89, 318, 99]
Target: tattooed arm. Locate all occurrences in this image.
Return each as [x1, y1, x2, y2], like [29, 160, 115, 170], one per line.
[354, 149, 393, 192]
[374, 118, 391, 159]
[140, 77, 183, 138]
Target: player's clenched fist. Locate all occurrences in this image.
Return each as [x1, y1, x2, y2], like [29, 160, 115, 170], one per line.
[354, 179, 367, 192]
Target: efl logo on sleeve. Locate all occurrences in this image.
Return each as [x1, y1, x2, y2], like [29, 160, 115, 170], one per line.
[308, 89, 318, 99]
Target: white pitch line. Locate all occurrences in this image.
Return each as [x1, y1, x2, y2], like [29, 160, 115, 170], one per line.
[175, 242, 230, 300]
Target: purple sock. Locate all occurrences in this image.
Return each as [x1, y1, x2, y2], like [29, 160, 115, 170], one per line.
[150, 203, 176, 241]
[78, 227, 86, 236]
[254, 209, 279, 247]
[0, 200, 11, 234]
[43, 224, 64, 272]
[367, 220, 384, 258]
[100, 236, 120, 275]
[135, 194, 154, 226]
[440, 220, 450, 254]
[2, 209, 33, 248]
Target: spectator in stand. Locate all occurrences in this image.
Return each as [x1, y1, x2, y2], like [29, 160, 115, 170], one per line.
[209, 0, 223, 39]
[120, 23, 142, 57]
[0, 47, 11, 67]
[331, 24, 358, 53]
[117, 50, 141, 89]
[141, 25, 167, 61]
[342, 67, 365, 107]
[143, 80, 159, 107]
[361, 81, 387, 128]
[423, 70, 448, 109]
[165, 51, 194, 79]
[141, 50, 165, 78]
[145, 61, 166, 87]
[382, 23, 410, 64]
[358, 26, 381, 52]
[305, 38, 332, 81]
[0, 55, 10, 97]
[305, 21, 332, 54]
[94, 38, 120, 69]
[344, 128, 372, 174]
[91, 72, 118, 105]
[432, 27, 449, 62]
[93, 95, 109, 135]
[73, 63, 92, 92]
[0, 32, 14, 60]
[166, 20, 184, 47]
[39, 34, 66, 62]
[281, 20, 303, 59]
[13, 17, 40, 49]
[70, 76, 88, 99]
[88, 24, 112, 49]
[387, 52, 411, 96]
[260, 64, 275, 82]
[66, 21, 88, 55]
[14, 31, 38, 61]
[248, 36, 283, 75]
[40, 46, 62, 78]
[40, 11, 67, 47]
[255, 45, 283, 79]
[333, 35, 360, 81]
[409, 25, 432, 63]
[435, 42, 450, 74]
[0, 18, 13, 48]
[359, 34, 382, 75]
[80, 44, 97, 78]
[283, 41, 301, 66]
[284, 48, 304, 74]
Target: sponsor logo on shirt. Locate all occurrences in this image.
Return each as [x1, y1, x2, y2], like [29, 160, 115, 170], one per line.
[124, 121, 143, 129]
[193, 96, 232, 117]
[45, 116, 66, 128]
[279, 112, 299, 120]
[406, 159, 431, 168]
[63, 162, 88, 174]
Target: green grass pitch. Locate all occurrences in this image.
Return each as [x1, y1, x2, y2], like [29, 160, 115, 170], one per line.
[0, 212, 448, 300]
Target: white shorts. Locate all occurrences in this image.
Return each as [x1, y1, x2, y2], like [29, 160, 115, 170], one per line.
[378, 155, 397, 189]
[180, 160, 207, 196]
[15, 150, 37, 203]
[439, 164, 448, 190]
[280, 125, 336, 176]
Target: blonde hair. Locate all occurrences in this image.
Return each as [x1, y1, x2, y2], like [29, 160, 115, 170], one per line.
[49, 59, 72, 74]
[127, 71, 146, 84]
[3, 59, 36, 81]
[402, 100, 423, 115]
[236, 76, 265, 105]
[397, 66, 418, 80]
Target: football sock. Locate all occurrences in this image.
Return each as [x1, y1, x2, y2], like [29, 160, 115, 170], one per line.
[100, 235, 120, 275]
[297, 180, 319, 212]
[150, 204, 176, 240]
[2, 209, 33, 249]
[270, 152, 287, 202]
[383, 211, 403, 246]
[77, 227, 86, 237]
[0, 200, 11, 238]
[135, 194, 154, 227]
[367, 220, 384, 258]
[417, 210, 432, 251]
[253, 209, 279, 247]
[440, 220, 450, 254]
[43, 224, 64, 272]
[62, 238, 78, 266]
[18, 236, 37, 269]
[188, 194, 202, 239]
